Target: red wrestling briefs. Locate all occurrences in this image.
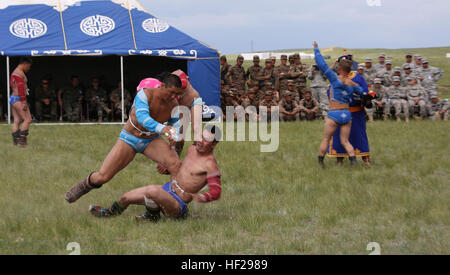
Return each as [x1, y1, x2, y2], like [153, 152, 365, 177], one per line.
[11, 74, 26, 102]
[197, 170, 222, 203]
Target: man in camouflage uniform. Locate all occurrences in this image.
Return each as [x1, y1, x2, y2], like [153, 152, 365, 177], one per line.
[109, 81, 132, 120]
[279, 91, 299, 121]
[379, 60, 394, 87]
[374, 53, 387, 74]
[227, 55, 246, 91]
[274, 55, 290, 91]
[308, 64, 328, 117]
[406, 76, 427, 119]
[419, 58, 444, 104]
[240, 86, 260, 120]
[220, 55, 232, 86]
[258, 90, 278, 121]
[372, 78, 390, 120]
[403, 53, 415, 71]
[58, 75, 83, 122]
[246, 55, 263, 87]
[364, 58, 377, 84]
[256, 59, 275, 89]
[386, 76, 409, 122]
[401, 64, 418, 86]
[413, 55, 423, 71]
[298, 90, 319, 121]
[357, 64, 370, 85]
[427, 95, 448, 120]
[221, 89, 239, 121]
[34, 78, 57, 121]
[289, 53, 308, 98]
[86, 77, 111, 122]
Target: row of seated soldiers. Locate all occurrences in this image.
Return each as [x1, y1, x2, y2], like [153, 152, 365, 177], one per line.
[221, 80, 321, 121]
[29, 76, 132, 122]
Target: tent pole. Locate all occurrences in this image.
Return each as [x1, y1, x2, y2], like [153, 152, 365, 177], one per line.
[120, 56, 124, 123]
[6, 56, 10, 125]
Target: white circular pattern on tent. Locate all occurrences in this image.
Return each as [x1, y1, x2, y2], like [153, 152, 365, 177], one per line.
[80, 15, 115, 37]
[9, 18, 47, 39]
[142, 18, 169, 33]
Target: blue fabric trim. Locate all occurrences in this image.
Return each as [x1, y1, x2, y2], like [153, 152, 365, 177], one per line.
[162, 182, 188, 218]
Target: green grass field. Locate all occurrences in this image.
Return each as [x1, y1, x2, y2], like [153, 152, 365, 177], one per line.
[226, 46, 450, 98]
[0, 121, 449, 254]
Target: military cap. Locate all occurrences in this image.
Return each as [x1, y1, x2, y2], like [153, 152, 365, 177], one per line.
[247, 88, 256, 94]
[365, 58, 372, 63]
[405, 76, 413, 81]
[358, 64, 365, 70]
[220, 55, 227, 61]
[386, 60, 392, 65]
[265, 58, 272, 63]
[392, 76, 401, 82]
[253, 55, 260, 61]
[431, 94, 439, 99]
[403, 64, 411, 70]
[280, 55, 287, 60]
[293, 53, 300, 58]
[284, 91, 294, 97]
[237, 55, 244, 61]
[422, 58, 429, 64]
[414, 55, 422, 60]
[270, 56, 276, 60]
[394, 66, 402, 72]
[374, 78, 382, 84]
[288, 55, 294, 60]
[287, 80, 295, 85]
[379, 53, 386, 58]
[405, 52, 413, 57]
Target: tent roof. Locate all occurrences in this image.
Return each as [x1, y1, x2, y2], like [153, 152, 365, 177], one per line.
[0, 0, 220, 59]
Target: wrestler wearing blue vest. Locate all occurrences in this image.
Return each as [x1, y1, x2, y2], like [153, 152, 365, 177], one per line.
[326, 55, 372, 167]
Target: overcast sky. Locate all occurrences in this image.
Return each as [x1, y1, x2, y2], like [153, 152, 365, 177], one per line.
[140, 0, 450, 54]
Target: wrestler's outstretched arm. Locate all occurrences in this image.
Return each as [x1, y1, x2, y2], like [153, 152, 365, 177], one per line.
[313, 42, 340, 88]
[192, 159, 222, 203]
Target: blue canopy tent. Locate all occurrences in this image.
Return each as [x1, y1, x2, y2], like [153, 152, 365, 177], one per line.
[0, 0, 220, 124]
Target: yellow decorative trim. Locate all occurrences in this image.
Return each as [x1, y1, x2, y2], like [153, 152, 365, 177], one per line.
[58, 0, 68, 50]
[127, 0, 138, 50]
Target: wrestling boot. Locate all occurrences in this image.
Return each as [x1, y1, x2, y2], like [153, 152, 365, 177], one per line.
[349, 156, 359, 167]
[135, 206, 161, 222]
[89, 201, 125, 217]
[318, 156, 325, 168]
[17, 130, 29, 147]
[12, 131, 20, 146]
[65, 172, 101, 203]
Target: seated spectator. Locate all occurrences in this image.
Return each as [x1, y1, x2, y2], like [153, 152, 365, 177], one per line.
[406, 76, 426, 119]
[86, 77, 111, 122]
[298, 90, 320, 121]
[279, 92, 299, 121]
[109, 81, 132, 120]
[428, 95, 448, 120]
[258, 90, 278, 121]
[221, 89, 238, 121]
[58, 76, 84, 122]
[34, 78, 57, 121]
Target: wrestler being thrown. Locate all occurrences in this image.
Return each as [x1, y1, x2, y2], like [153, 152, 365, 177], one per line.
[89, 125, 222, 221]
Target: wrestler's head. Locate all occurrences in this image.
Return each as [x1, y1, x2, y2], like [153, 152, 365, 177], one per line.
[19, 57, 32, 73]
[195, 125, 221, 153]
[172, 70, 189, 90]
[158, 73, 184, 101]
[337, 59, 352, 76]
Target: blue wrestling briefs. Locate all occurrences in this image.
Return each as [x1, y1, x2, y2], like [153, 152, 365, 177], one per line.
[162, 182, 188, 218]
[328, 109, 352, 125]
[119, 129, 159, 154]
[9, 95, 21, 105]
